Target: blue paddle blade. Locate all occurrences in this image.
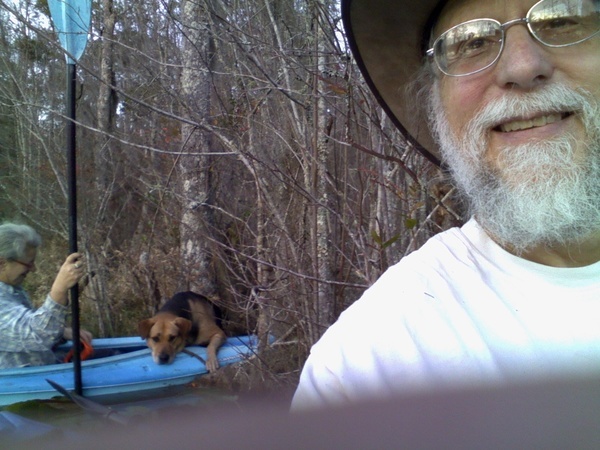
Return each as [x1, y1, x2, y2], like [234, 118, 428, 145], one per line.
[48, 0, 91, 64]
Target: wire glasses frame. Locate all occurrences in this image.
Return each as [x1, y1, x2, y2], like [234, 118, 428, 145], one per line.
[426, 0, 600, 77]
[11, 259, 36, 270]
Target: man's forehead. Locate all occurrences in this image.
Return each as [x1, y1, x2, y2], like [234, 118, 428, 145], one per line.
[434, 0, 533, 34]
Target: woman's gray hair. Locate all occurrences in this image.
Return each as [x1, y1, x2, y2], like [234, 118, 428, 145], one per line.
[0, 223, 42, 261]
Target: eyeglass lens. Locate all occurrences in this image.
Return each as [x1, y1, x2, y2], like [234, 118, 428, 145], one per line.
[433, 0, 600, 76]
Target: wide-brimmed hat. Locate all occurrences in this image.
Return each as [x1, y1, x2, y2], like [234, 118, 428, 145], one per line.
[341, 0, 445, 166]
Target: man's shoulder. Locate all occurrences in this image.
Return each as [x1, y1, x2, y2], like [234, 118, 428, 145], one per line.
[345, 218, 493, 318]
[388, 218, 482, 277]
[415, 217, 480, 252]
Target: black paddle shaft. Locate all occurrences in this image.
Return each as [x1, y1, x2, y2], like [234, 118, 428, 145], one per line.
[66, 62, 82, 396]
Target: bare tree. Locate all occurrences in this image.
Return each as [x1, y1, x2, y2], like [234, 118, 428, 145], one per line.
[178, 0, 219, 295]
[0, 0, 461, 390]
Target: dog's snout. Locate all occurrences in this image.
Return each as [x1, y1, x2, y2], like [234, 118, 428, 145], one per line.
[158, 353, 171, 364]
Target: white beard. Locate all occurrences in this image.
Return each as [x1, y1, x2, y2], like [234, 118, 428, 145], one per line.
[429, 83, 600, 254]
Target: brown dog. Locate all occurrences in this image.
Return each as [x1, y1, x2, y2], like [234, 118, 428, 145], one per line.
[138, 291, 226, 372]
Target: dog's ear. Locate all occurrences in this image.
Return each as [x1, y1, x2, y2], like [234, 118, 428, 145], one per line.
[138, 318, 156, 339]
[174, 317, 193, 338]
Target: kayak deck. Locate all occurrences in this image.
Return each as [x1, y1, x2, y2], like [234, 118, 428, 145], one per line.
[0, 335, 259, 406]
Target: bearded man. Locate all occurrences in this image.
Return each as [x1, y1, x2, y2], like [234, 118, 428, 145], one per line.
[292, 0, 600, 410]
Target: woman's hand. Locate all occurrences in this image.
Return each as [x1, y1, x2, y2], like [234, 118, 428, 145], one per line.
[50, 253, 85, 305]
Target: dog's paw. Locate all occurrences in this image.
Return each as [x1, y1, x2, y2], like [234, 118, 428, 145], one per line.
[206, 357, 220, 373]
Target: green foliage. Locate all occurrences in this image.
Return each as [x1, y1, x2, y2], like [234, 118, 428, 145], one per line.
[404, 218, 418, 230]
[15, 35, 49, 63]
[371, 230, 401, 249]
[35, 0, 51, 18]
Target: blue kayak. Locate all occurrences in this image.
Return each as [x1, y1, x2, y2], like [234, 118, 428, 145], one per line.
[0, 335, 259, 406]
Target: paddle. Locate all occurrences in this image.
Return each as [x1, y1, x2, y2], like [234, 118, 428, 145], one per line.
[46, 379, 129, 425]
[47, 0, 91, 396]
[182, 348, 207, 365]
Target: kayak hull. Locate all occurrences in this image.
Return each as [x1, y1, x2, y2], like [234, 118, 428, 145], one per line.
[0, 335, 258, 406]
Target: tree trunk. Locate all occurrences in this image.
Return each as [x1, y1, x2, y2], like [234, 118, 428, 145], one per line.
[312, 0, 334, 339]
[179, 0, 217, 295]
[89, 0, 119, 334]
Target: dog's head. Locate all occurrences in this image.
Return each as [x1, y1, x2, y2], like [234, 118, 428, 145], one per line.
[138, 316, 192, 364]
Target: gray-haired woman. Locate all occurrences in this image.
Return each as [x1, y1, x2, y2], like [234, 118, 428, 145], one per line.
[0, 223, 92, 368]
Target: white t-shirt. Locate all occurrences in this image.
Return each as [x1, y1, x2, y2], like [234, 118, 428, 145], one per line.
[291, 218, 600, 410]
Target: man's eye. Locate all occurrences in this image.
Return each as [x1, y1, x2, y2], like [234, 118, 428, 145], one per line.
[535, 16, 579, 31]
[457, 37, 494, 57]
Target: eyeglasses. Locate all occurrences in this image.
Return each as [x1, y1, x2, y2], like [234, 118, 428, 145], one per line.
[12, 259, 35, 270]
[426, 0, 600, 77]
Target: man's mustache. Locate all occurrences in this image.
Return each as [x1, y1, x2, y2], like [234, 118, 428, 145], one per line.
[467, 85, 587, 137]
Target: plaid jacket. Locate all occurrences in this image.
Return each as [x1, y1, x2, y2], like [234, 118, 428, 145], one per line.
[0, 282, 68, 368]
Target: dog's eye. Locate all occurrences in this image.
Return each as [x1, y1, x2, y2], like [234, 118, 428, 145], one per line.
[168, 335, 176, 343]
[152, 336, 160, 343]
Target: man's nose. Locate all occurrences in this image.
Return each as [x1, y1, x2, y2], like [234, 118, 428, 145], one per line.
[494, 25, 554, 90]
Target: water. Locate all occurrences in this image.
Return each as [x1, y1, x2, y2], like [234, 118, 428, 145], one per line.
[0, 383, 241, 445]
